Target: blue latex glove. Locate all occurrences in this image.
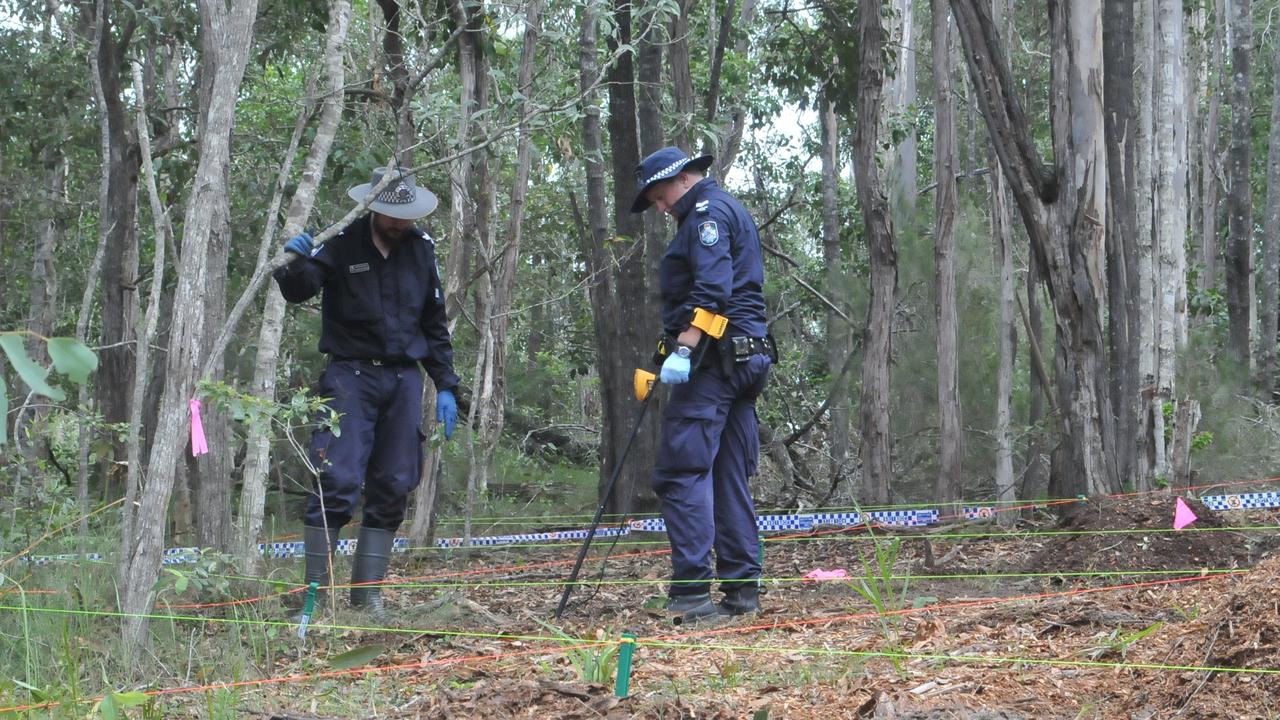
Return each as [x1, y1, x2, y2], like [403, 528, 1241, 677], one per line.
[437, 389, 458, 439]
[285, 232, 314, 257]
[659, 352, 691, 384]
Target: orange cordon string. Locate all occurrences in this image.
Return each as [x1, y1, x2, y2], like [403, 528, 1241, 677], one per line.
[649, 571, 1237, 644]
[0, 571, 1248, 715]
[0, 640, 609, 714]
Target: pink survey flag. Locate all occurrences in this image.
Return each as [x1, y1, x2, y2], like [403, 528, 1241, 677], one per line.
[1173, 497, 1198, 530]
[189, 398, 209, 457]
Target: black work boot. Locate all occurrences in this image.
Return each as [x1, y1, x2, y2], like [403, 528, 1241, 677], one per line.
[290, 525, 341, 619]
[720, 584, 761, 616]
[349, 526, 395, 624]
[664, 593, 713, 613]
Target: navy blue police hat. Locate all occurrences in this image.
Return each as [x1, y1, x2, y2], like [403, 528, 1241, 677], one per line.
[630, 147, 714, 213]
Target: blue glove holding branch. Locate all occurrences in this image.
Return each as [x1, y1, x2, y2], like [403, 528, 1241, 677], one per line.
[285, 232, 314, 257]
[437, 389, 458, 439]
[659, 352, 691, 384]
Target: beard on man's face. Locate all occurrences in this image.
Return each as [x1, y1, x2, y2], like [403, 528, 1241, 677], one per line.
[373, 214, 411, 241]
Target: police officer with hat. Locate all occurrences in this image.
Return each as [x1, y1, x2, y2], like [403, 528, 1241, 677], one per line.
[633, 146, 774, 622]
[274, 166, 460, 621]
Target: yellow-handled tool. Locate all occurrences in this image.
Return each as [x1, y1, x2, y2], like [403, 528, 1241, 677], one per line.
[633, 369, 657, 401]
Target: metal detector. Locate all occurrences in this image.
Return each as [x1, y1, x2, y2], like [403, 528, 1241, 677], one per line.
[554, 311, 729, 619]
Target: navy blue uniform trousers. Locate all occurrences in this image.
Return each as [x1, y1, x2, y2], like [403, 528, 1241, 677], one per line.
[653, 353, 772, 597]
[305, 359, 424, 531]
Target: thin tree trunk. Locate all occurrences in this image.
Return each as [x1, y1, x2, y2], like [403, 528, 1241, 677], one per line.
[1263, 23, 1280, 398]
[470, 0, 541, 508]
[124, 59, 171, 570]
[577, 0, 625, 518]
[931, 0, 961, 502]
[1152, 0, 1187, 475]
[1199, 4, 1224, 292]
[669, 0, 695, 150]
[91, 0, 141, 431]
[120, 0, 258, 653]
[30, 148, 62, 361]
[819, 94, 852, 499]
[237, 0, 352, 571]
[854, 0, 897, 505]
[1224, 0, 1253, 367]
[886, 0, 919, 204]
[987, 0, 1014, 523]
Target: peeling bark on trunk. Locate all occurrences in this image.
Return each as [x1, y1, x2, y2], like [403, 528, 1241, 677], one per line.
[988, 0, 1015, 524]
[931, 0, 961, 503]
[854, 0, 897, 505]
[886, 0, 919, 204]
[1103, 0, 1138, 489]
[951, 0, 1117, 497]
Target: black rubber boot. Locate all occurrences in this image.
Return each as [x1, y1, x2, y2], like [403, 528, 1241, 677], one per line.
[720, 584, 761, 616]
[349, 526, 395, 624]
[664, 593, 713, 613]
[290, 525, 341, 618]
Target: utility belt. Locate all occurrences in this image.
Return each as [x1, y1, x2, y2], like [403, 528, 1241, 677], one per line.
[652, 333, 779, 376]
[331, 355, 417, 368]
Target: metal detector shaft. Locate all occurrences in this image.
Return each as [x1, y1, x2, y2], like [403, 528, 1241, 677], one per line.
[554, 390, 655, 619]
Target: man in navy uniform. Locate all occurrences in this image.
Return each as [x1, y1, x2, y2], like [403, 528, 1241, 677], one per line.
[275, 166, 459, 621]
[632, 147, 773, 622]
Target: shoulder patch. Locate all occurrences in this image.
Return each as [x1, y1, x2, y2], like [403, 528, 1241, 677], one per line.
[695, 200, 711, 215]
[698, 220, 719, 247]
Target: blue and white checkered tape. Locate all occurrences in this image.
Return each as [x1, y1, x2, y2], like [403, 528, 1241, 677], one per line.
[1200, 492, 1280, 511]
[433, 526, 629, 548]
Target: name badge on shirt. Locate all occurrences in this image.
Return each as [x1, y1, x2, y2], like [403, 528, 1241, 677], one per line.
[348, 263, 371, 274]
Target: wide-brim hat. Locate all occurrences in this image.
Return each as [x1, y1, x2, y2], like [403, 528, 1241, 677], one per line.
[347, 166, 439, 220]
[630, 147, 714, 213]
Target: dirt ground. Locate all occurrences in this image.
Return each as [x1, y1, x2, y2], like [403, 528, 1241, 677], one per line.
[259, 493, 1280, 720]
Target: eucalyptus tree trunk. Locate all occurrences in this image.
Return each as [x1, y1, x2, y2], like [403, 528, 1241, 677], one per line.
[854, 0, 897, 505]
[577, 0, 626, 516]
[470, 0, 541, 505]
[1152, 0, 1187, 467]
[987, 0, 1014, 522]
[1224, 0, 1253, 368]
[708, 0, 757, 177]
[1103, 0, 1139, 489]
[1199, 5, 1225, 293]
[464, 11, 496, 502]
[236, 0, 352, 571]
[669, 0, 695, 150]
[1261, 33, 1280, 399]
[638, 0, 666, 313]
[120, 0, 258, 652]
[931, 0, 961, 502]
[189, 31, 236, 548]
[30, 148, 62, 362]
[603, 0, 660, 516]
[819, 94, 852, 497]
[123, 60, 170, 577]
[951, 0, 1118, 497]
[90, 0, 140, 430]
[375, 0, 416, 159]
[886, 0, 918, 204]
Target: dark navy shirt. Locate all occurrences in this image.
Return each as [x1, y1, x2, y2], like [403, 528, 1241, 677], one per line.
[273, 214, 459, 391]
[659, 178, 768, 338]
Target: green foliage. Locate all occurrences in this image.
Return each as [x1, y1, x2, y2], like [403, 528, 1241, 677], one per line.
[1076, 622, 1164, 661]
[533, 621, 620, 684]
[849, 533, 912, 678]
[0, 334, 98, 442]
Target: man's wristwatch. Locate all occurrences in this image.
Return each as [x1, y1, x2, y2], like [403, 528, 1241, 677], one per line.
[675, 344, 693, 359]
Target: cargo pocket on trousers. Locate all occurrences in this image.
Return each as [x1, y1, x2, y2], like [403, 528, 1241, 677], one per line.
[654, 403, 720, 481]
